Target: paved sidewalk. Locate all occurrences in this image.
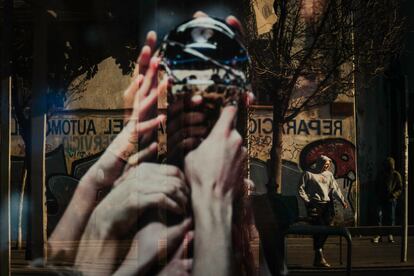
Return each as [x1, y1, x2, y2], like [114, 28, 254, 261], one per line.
[9, 236, 414, 275]
[285, 235, 414, 275]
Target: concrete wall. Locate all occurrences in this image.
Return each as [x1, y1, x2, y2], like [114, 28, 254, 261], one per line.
[356, 78, 395, 225]
[356, 0, 414, 226]
[403, 0, 414, 225]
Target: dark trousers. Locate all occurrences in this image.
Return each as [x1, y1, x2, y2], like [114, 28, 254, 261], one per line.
[377, 199, 397, 226]
[307, 202, 333, 250]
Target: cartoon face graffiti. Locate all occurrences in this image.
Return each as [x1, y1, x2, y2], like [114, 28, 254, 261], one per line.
[299, 138, 356, 220]
[299, 138, 356, 181]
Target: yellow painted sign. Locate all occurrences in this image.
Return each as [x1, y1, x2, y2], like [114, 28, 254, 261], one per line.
[253, 0, 278, 35]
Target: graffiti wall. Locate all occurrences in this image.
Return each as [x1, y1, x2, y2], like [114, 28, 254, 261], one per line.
[9, 110, 167, 237]
[248, 102, 357, 225]
[11, 111, 167, 170]
[8, 99, 357, 240]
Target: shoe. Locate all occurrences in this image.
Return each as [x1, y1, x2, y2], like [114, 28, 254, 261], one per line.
[313, 249, 331, 268]
[371, 236, 382, 243]
[388, 234, 395, 243]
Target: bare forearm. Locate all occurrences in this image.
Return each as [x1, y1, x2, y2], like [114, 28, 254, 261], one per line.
[48, 179, 98, 262]
[298, 174, 310, 203]
[193, 199, 233, 276]
[75, 219, 119, 276]
[332, 179, 346, 206]
[48, 152, 125, 262]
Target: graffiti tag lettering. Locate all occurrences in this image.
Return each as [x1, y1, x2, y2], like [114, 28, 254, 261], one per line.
[249, 118, 343, 136]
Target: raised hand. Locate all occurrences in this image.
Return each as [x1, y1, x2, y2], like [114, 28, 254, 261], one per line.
[185, 106, 246, 204]
[107, 219, 192, 276]
[48, 32, 164, 264]
[184, 106, 247, 276]
[79, 163, 188, 240]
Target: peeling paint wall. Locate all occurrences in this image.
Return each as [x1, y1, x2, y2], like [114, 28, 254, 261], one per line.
[252, 0, 277, 35]
[65, 57, 131, 110]
[248, 97, 357, 225]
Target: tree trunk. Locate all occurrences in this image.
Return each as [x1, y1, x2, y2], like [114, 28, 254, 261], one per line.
[270, 118, 283, 194]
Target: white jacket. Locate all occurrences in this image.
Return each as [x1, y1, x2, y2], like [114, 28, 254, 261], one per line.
[298, 170, 346, 207]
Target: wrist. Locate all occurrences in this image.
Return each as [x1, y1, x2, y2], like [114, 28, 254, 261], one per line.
[192, 191, 233, 229]
[77, 177, 100, 203]
[68, 179, 101, 220]
[192, 194, 234, 276]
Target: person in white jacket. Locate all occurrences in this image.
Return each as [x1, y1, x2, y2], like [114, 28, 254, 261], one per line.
[298, 155, 348, 268]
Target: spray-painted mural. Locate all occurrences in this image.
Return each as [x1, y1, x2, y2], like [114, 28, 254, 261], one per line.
[248, 104, 357, 225]
[299, 138, 356, 225]
[9, 110, 168, 238]
[8, 98, 356, 241]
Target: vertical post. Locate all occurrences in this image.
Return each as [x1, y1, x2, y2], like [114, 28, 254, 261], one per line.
[401, 75, 409, 263]
[352, 89, 360, 227]
[29, 2, 48, 261]
[247, 107, 253, 195]
[0, 0, 13, 274]
[339, 236, 343, 265]
[346, 236, 352, 276]
[350, 10, 360, 226]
